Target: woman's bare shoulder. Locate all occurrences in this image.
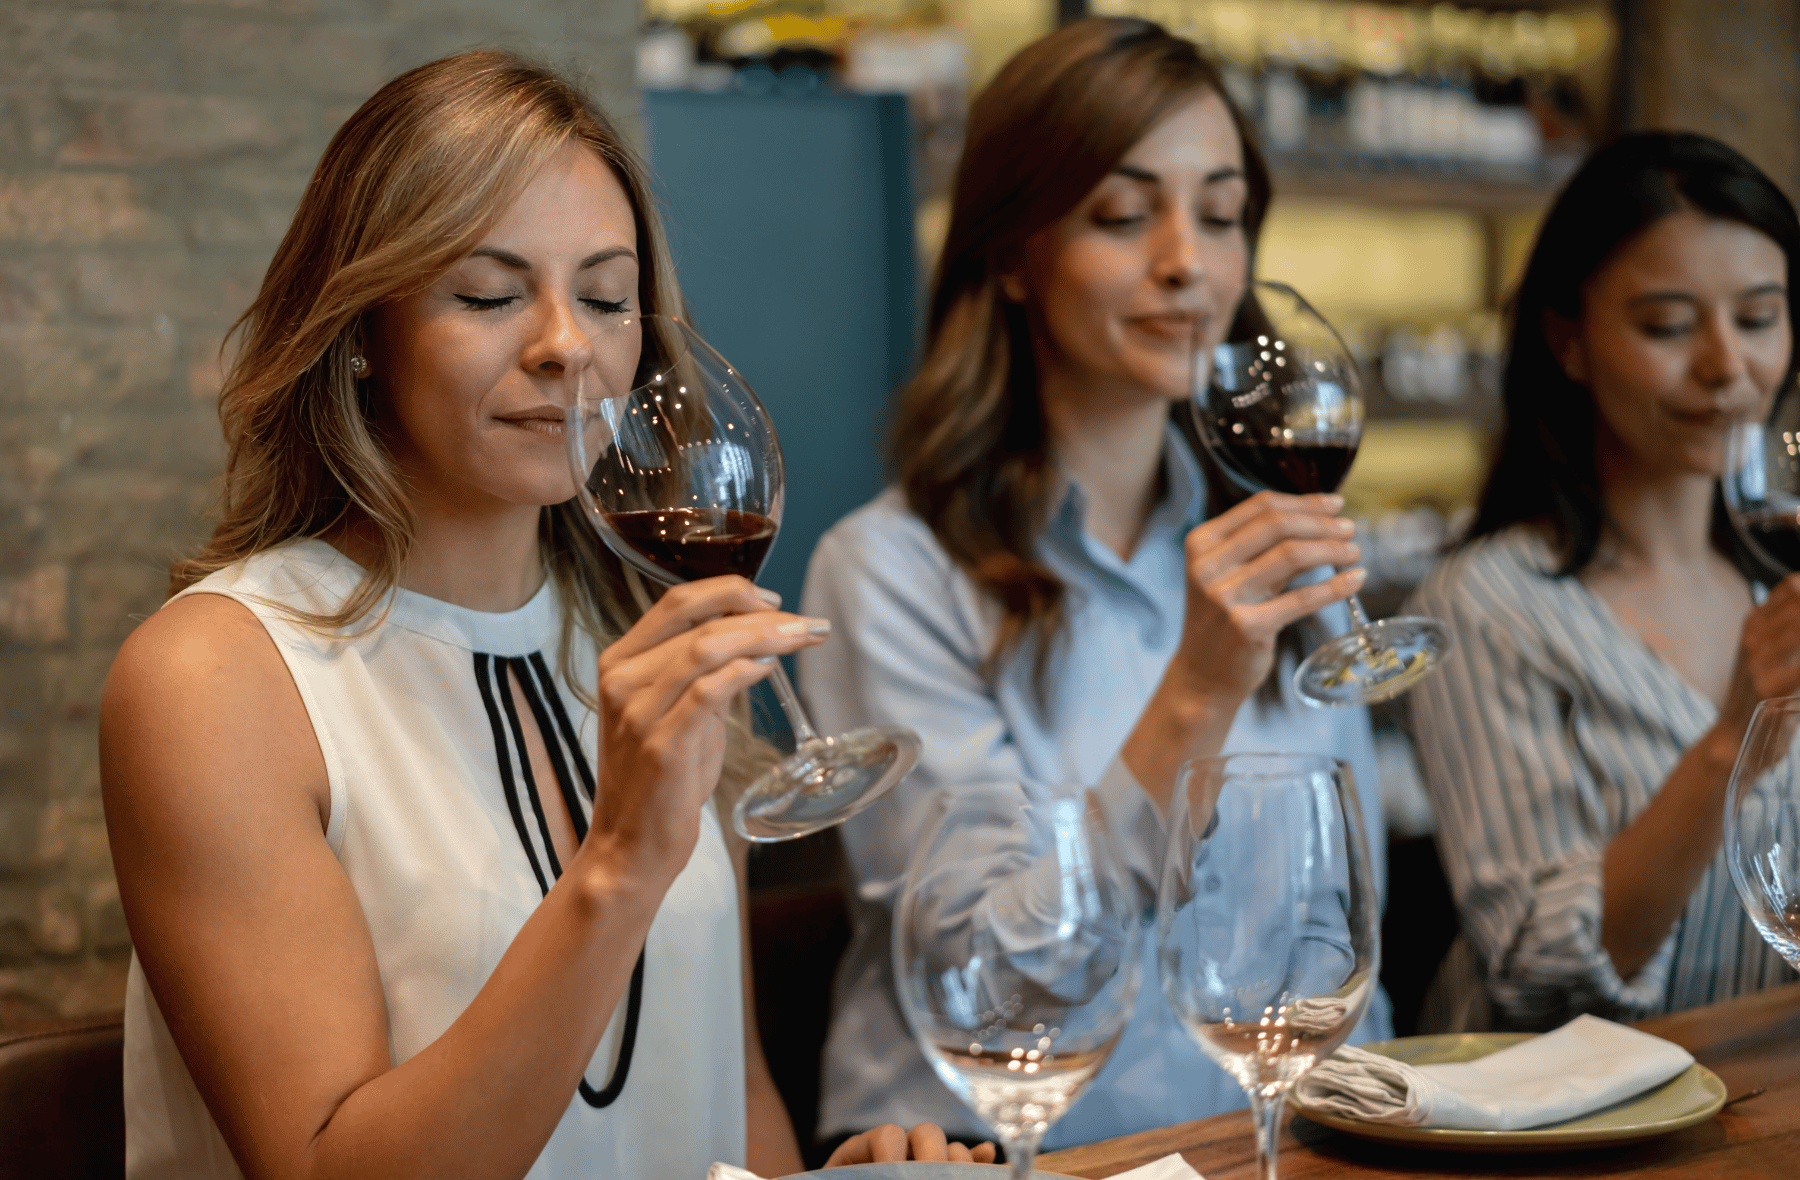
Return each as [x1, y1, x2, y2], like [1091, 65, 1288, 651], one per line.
[103, 590, 328, 826]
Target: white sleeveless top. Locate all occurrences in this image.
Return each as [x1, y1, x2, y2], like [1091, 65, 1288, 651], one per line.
[122, 540, 747, 1179]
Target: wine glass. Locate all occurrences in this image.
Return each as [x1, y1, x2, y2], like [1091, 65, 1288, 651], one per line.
[893, 783, 1142, 1179]
[1192, 280, 1452, 706]
[563, 313, 919, 842]
[1156, 754, 1379, 1180]
[1722, 377, 1800, 579]
[1724, 695, 1800, 969]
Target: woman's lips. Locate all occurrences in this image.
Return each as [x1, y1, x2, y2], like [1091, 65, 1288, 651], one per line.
[1127, 313, 1201, 342]
[495, 413, 565, 437]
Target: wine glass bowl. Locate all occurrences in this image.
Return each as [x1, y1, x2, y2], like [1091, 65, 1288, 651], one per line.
[1722, 378, 1800, 579]
[894, 785, 1142, 1179]
[1156, 754, 1379, 1180]
[568, 314, 783, 585]
[1193, 281, 1451, 707]
[1725, 696, 1800, 971]
[564, 314, 919, 842]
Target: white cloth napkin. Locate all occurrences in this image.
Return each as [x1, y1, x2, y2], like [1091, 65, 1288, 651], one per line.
[1294, 1014, 1694, 1131]
[707, 1150, 1204, 1179]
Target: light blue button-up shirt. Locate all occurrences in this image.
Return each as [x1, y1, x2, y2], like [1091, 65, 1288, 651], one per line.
[797, 428, 1390, 1148]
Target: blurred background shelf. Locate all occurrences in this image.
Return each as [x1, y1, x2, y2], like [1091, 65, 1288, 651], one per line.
[1272, 157, 1567, 212]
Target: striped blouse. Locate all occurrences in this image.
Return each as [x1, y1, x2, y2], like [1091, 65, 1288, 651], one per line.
[1406, 524, 1795, 1032]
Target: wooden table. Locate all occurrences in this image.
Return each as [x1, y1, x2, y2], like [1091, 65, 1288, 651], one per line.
[1038, 983, 1800, 1179]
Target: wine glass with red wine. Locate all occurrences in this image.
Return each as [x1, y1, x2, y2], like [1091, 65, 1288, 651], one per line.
[1723, 377, 1800, 578]
[1193, 281, 1452, 706]
[564, 313, 919, 841]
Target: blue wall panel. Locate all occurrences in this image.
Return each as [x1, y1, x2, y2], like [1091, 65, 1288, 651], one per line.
[645, 90, 916, 610]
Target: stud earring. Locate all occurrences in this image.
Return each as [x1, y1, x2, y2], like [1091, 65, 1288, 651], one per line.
[350, 354, 370, 378]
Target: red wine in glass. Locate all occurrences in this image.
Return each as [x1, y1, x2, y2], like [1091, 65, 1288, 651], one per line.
[602, 508, 777, 581]
[1216, 439, 1358, 496]
[1724, 384, 1800, 581]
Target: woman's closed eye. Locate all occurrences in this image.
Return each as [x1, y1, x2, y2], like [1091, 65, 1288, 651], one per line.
[455, 292, 516, 311]
[451, 293, 630, 314]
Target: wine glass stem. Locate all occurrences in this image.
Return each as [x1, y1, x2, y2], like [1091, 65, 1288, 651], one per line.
[1005, 1133, 1039, 1180]
[1245, 1093, 1288, 1172]
[1246, 1091, 1285, 1180]
[766, 661, 821, 745]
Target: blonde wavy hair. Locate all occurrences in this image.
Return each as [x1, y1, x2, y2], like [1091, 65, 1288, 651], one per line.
[175, 49, 771, 794]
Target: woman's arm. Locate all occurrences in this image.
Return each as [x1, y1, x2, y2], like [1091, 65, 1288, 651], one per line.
[1600, 573, 1800, 976]
[105, 578, 822, 1180]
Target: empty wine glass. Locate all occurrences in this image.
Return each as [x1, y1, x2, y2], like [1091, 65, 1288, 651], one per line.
[1192, 280, 1452, 706]
[893, 783, 1142, 1180]
[1157, 754, 1379, 1180]
[563, 313, 919, 842]
[1722, 377, 1800, 579]
[1725, 695, 1800, 969]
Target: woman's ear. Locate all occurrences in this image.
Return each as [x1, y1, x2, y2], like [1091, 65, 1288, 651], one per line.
[997, 269, 1028, 304]
[1543, 309, 1588, 384]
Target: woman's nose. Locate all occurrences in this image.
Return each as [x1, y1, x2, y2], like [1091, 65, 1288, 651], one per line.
[1151, 217, 1205, 290]
[1694, 312, 1748, 391]
[523, 297, 595, 376]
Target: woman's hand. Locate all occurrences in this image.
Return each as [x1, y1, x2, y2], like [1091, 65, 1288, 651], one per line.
[1718, 572, 1800, 737]
[824, 1124, 998, 1168]
[584, 576, 827, 881]
[1172, 489, 1363, 704]
[1122, 490, 1362, 808]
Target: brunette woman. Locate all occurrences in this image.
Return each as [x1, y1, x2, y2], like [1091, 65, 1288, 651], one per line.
[1408, 132, 1800, 1033]
[797, 19, 1391, 1151]
[103, 51, 983, 1179]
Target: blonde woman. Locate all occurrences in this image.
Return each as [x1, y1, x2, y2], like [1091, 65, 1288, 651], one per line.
[102, 51, 981, 1179]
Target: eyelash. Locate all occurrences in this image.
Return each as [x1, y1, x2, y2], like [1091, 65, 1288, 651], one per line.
[453, 295, 630, 314]
[1642, 315, 1781, 338]
[1092, 211, 1241, 232]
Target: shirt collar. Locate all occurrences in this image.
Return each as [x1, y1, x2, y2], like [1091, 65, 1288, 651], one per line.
[1047, 422, 1208, 552]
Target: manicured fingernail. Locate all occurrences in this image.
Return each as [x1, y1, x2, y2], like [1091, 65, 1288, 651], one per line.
[754, 656, 778, 665]
[1334, 518, 1356, 534]
[1346, 567, 1367, 586]
[1320, 494, 1345, 509]
[805, 616, 831, 636]
[776, 620, 808, 636]
[755, 587, 781, 606]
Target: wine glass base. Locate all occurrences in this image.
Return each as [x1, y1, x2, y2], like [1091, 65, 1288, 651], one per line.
[1295, 616, 1452, 708]
[732, 724, 921, 842]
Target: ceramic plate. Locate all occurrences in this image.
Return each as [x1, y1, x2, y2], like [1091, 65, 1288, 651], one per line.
[1290, 1032, 1727, 1153]
[798, 1165, 1080, 1179]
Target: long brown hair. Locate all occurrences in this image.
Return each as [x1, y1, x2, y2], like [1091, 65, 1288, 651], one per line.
[174, 50, 768, 791]
[892, 18, 1274, 690]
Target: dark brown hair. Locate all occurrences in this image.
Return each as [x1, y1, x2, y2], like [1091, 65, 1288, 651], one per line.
[891, 17, 1273, 688]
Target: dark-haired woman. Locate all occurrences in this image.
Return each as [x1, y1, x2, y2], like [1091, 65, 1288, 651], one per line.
[797, 19, 1390, 1151]
[1408, 131, 1800, 1034]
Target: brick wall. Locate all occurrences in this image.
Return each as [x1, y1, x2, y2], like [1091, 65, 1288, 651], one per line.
[0, 0, 639, 1029]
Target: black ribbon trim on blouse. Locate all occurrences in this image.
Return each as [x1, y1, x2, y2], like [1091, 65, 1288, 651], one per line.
[474, 652, 645, 1109]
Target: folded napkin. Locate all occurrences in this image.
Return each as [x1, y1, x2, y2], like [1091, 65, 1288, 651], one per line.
[1294, 1014, 1694, 1131]
[707, 1150, 1204, 1178]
